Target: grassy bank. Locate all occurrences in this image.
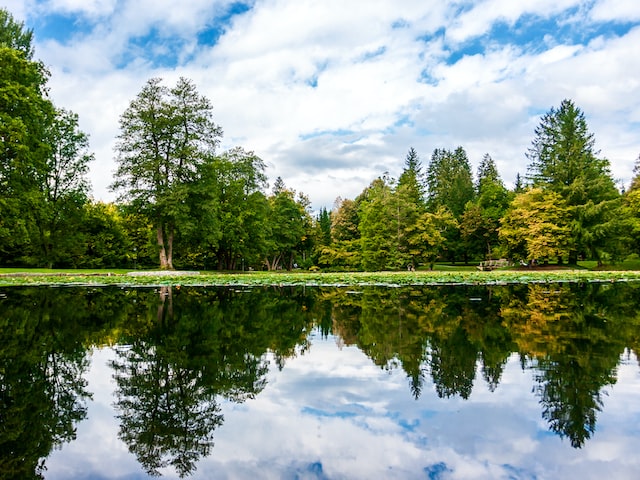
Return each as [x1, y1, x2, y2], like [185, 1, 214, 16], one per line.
[2, 267, 640, 287]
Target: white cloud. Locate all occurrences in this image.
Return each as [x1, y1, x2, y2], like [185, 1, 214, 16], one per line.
[590, 0, 640, 22]
[8, 0, 638, 207]
[43, 0, 118, 18]
[445, 0, 584, 45]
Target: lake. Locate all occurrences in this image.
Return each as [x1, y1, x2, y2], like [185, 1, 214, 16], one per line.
[1, 282, 640, 479]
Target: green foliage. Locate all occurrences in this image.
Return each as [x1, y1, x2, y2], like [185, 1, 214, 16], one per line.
[461, 154, 512, 259]
[526, 99, 621, 263]
[331, 197, 360, 242]
[207, 148, 269, 270]
[264, 179, 313, 270]
[397, 147, 425, 206]
[426, 147, 475, 218]
[359, 176, 399, 270]
[500, 188, 571, 262]
[78, 202, 132, 268]
[112, 77, 223, 269]
[0, 13, 633, 274]
[26, 108, 93, 267]
[0, 45, 53, 263]
[0, 18, 93, 268]
[405, 207, 458, 268]
[0, 8, 34, 59]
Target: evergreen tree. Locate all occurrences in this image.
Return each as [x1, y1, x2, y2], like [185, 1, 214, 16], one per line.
[425, 147, 473, 262]
[397, 147, 424, 205]
[513, 173, 525, 193]
[526, 99, 620, 264]
[425, 147, 474, 218]
[316, 207, 332, 246]
[359, 176, 398, 270]
[461, 154, 512, 259]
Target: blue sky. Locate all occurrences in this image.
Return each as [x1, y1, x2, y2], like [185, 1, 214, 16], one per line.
[6, 0, 640, 208]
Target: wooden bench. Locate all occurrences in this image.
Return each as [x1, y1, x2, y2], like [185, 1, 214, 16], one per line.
[477, 259, 510, 271]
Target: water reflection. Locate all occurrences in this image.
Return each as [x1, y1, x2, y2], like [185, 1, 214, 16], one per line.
[0, 288, 95, 480]
[1, 282, 639, 477]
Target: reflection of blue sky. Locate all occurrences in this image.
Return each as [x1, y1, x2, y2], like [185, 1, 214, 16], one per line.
[45, 337, 640, 479]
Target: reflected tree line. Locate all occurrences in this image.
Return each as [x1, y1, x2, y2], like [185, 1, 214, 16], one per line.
[326, 282, 640, 448]
[1, 283, 640, 478]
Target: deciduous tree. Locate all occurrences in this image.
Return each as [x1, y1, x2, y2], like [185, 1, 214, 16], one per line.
[499, 188, 571, 263]
[112, 77, 223, 269]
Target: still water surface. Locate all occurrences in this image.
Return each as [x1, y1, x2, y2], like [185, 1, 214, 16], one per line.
[2, 283, 640, 479]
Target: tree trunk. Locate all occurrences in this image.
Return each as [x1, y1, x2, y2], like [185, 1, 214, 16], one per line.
[265, 254, 282, 271]
[166, 226, 174, 270]
[157, 225, 169, 269]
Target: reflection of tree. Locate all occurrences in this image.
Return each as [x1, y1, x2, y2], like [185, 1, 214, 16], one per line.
[111, 286, 315, 477]
[112, 344, 223, 477]
[502, 283, 627, 448]
[327, 286, 514, 399]
[0, 288, 95, 479]
[327, 282, 640, 448]
[429, 327, 477, 399]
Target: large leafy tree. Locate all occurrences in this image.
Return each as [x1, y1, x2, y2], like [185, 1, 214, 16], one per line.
[317, 197, 362, 270]
[79, 202, 132, 268]
[211, 147, 269, 270]
[499, 188, 571, 263]
[359, 176, 399, 270]
[526, 99, 620, 264]
[263, 178, 313, 270]
[112, 77, 223, 269]
[1, 9, 92, 267]
[405, 206, 458, 269]
[0, 11, 53, 263]
[0, 8, 34, 58]
[27, 108, 93, 267]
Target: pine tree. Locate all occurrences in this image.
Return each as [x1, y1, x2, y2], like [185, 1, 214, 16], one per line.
[526, 99, 620, 264]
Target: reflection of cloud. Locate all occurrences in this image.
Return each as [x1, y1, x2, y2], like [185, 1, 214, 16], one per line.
[44, 340, 640, 479]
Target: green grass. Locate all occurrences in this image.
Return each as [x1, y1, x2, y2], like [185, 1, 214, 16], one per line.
[0, 267, 132, 274]
[2, 267, 640, 287]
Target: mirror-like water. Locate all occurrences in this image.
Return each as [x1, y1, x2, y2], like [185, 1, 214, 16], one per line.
[1, 283, 640, 479]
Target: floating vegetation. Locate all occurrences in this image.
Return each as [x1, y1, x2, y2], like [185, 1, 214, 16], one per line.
[1, 269, 640, 287]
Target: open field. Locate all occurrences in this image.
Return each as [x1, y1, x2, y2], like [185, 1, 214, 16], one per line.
[2, 267, 640, 287]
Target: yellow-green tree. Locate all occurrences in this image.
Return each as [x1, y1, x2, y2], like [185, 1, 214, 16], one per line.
[499, 188, 571, 263]
[623, 156, 640, 255]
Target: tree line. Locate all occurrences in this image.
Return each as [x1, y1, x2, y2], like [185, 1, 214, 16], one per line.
[2, 8, 639, 271]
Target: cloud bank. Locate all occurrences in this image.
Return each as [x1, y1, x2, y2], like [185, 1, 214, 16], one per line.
[6, 0, 640, 209]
